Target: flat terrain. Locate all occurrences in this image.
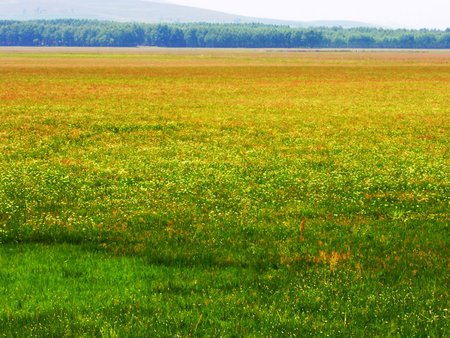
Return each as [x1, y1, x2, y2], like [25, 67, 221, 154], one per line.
[0, 49, 449, 336]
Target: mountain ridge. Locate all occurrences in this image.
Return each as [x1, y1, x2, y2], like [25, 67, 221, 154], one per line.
[0, 0, 376, 28]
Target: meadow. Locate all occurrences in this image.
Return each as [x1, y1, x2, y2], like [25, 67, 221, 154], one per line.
[0, 48, 448, 336]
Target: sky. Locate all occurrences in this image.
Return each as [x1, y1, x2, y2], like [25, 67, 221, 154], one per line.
[166, 0, 450, 29]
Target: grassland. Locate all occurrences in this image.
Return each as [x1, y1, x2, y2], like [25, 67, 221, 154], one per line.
[0, 48, 449, 336]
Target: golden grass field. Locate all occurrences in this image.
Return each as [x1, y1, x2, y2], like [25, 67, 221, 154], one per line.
[0, 48, 449, 336]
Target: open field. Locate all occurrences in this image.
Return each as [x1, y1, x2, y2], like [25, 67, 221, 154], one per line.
[0, 48, 449, 336]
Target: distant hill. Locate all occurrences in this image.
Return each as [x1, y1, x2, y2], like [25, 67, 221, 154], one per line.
[0, 0, 375, 28]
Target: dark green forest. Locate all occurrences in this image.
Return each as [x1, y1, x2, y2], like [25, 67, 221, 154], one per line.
[0, 20, 449, 48]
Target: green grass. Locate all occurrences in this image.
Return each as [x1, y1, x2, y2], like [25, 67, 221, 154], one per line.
[0, 49, 449, 336]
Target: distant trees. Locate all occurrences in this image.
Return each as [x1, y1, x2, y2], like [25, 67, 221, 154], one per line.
[0, 20, 449, 49]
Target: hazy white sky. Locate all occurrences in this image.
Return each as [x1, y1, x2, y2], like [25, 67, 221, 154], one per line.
[167, 0, 450, 29]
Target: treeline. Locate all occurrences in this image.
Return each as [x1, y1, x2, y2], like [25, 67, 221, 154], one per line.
[0, 20, 449, 48]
